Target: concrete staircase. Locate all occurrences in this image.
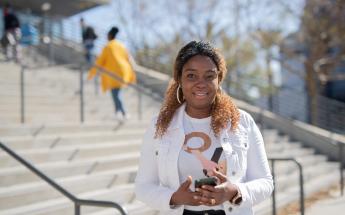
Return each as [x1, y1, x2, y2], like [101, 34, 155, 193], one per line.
[0, 61, 340, 215]
[0, 61, 157, 124]
[0, 125, 148, 215]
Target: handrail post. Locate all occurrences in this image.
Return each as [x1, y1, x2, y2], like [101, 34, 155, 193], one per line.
[259, 109, 265, 136]
[79, 65, 85, 123]
[271, 160, 276, 215]
[20, 65, 25, 124]
[94, 76, 99, 96]
[269, 158, 304, 215]
[75, 203, 80, 215]
[138, 90, 142, 120]
[339, 142, 344, 196]
[295, 160, 305, 215]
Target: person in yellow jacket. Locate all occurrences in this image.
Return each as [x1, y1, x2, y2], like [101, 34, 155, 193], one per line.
[88, 27, 136, 119]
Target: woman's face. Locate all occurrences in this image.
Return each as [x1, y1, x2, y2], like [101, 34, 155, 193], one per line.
[180, 55, 219, 117]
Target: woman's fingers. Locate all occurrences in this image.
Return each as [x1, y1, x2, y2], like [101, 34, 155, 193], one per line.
[212, 169, 227, 183]
[180, 176, 192, 190]
[193, 194, 217, 206]
[198, 185, 216, 192]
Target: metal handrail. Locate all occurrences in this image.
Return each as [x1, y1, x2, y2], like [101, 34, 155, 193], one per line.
[20, 65, 25, 123]
[19, 63, 88, 124]
[0, 141, 128, 215]
[90, 64, 164, 103]
[18, 61, 164, 124]
[78, 63, 164, 122]
[268, 157, 304, 215]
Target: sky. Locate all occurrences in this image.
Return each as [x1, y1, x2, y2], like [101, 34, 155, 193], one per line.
[63, 0, 306, 54]
[60, 0, 306, 95]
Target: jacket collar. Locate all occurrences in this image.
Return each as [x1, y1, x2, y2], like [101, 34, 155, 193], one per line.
[167, 103, 235, 134]
[167, 103, 186, 131]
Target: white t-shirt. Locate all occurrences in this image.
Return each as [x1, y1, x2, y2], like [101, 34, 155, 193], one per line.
[178, 111, 226, 211]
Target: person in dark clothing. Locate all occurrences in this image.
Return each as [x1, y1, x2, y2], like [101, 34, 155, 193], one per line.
[1, 3, 21, 61]
[80, 18, 97, 64]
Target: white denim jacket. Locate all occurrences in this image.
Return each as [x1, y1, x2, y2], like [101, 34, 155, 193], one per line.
[135, 104, 273, 215]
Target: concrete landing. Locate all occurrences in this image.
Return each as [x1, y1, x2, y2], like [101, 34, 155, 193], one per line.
[306, 195, 345, 215]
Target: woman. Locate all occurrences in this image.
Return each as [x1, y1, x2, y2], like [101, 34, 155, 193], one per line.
[88, 27, 136, 120]
[135, 41, 273, 215]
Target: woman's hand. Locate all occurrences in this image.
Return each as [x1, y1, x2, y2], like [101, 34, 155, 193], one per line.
[170, 176, 203, 206]
[194, 170, 238, 206]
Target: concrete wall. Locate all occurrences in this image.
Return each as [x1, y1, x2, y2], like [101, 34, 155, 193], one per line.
[36, 38, 85, 65]
[235, 99, 345, 163]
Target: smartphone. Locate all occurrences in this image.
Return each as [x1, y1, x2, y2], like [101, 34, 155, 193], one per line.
[195, 177, 217, 189]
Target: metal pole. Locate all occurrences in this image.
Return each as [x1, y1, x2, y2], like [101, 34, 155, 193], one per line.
[271, 160, 276, 215]
[75, 203, 80, 215]
[233, 0, 240, 94]
[259, 109, 265, 136]
[296, 161, 305, 215]
[48, 18, 54, 65]
[80, 66, 84, 123]
[94, 76, 99, 95]
[20, 65, 25, 124]
[138, 91, 142, 120]
[339, 143, 344, 196]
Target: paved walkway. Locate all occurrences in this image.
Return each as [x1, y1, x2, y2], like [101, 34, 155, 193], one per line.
[306, 196, 345, 215]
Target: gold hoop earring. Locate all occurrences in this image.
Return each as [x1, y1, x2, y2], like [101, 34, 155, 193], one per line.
[218, 86, 223, 94]
[176, 85, 183, 104]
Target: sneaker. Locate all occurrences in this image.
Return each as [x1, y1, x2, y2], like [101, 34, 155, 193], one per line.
[123, 114, 131, 120]
[114, 112, 124, 121]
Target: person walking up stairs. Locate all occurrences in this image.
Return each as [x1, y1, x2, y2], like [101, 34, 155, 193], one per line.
[88, 27, 136, 121]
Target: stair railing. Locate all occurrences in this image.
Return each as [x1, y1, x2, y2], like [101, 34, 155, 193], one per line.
[0, 141, 128, 215]
[268, 157, 305, 215]
[78, 63, 164, 123]
[19, 63, 79, 124]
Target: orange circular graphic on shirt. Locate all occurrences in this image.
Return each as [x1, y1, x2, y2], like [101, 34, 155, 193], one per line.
[183, 132, 211, 153]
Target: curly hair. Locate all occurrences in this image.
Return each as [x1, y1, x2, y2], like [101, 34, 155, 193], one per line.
[155, 41, 240, 138]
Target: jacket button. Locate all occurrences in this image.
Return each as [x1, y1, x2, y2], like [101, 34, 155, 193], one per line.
[155, 151, 158, 155]
[228, 207, 233, 212]
[232, 171, 236, 176]
[223, 137, 228, 142]
[244, 143, 247, 147]
[232, 151, 236, 155]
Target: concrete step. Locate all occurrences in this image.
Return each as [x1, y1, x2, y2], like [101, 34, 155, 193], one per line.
[0, 121, 150, 137]
[0, 102, 157, 114]
[1, 129, 146, 150]
[255, 167, 339, 215]
[0, 184, 135, 215]
[87, 200, 158, 215]
[0, 98, 137, 108]
[265, 141, 302, 153]
[0, 152, 139, 187]
[0, 115, 155, 126]
[272, 154, 327, 175]
[0, 166, 137, 210]
[275, 162, 338, 192]
[268, 147, 316, 158]
[0, 140, 141, 167]
[262, 129, 279, 143]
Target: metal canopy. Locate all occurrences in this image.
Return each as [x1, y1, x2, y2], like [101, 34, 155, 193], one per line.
[0, 0, 110, 17]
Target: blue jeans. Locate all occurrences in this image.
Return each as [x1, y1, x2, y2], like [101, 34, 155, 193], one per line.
[84, 43, 94, 64]
[111, 88, 126, 116]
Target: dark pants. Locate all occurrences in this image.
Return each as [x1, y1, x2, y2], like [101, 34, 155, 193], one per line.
[183, 209, 226, 215]
[111, 88, 126, 116]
